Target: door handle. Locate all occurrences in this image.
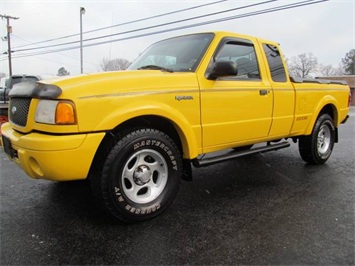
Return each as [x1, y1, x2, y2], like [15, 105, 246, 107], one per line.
[259, 89, 269, 96]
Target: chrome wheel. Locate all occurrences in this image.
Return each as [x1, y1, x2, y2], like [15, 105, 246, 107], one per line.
[100, 128, 182, 222]
[317, 124, 331, 156]
[121, 149, 168, 204]
[299, 114, 335, 165]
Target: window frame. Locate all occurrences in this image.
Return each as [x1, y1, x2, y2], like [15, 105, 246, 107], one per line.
[205, 37, 262, 81]
[262, 43, 288, 83]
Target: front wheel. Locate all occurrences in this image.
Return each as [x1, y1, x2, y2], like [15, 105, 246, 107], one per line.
[100, 128, 182, 222]
[298, 114, 335, 164]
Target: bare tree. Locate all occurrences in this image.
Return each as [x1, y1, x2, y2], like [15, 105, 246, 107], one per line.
[100, 58, 131, 71]
[287, 53, 318, 78]
[333, 63, 345, 76]
[318, 63, 344, 77]
[318, 64, 337, 77]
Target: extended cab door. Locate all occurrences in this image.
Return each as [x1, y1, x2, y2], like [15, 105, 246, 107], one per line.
[261, 43, 295, 137]
[199, 37, 273, 152]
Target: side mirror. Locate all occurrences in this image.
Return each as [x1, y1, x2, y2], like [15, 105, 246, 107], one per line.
[208, 61, 238, 80]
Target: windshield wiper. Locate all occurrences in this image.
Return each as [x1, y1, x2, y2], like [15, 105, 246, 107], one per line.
[137, 65, 174, 73]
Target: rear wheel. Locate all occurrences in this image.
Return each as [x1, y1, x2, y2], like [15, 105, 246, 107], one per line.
[298, 114, 335, 164]
[99, 128, 182, 223]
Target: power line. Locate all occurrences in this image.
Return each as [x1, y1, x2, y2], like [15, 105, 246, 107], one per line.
[11, 34, 98, 66]
[2, 0, 329, 60]
[11, 0, 277, 53]
[0, 14, 19, 76]
[11, 0, 228, 50]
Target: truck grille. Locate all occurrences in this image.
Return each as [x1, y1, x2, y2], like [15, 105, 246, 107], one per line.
[9, 98, 31, 127]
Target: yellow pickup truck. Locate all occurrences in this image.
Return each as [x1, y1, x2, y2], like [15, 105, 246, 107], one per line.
[1, 31, 350, 222]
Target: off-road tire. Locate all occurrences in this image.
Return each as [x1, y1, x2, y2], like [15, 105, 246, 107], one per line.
[298, 114, 335, 164]
[100, 128, 182, 223]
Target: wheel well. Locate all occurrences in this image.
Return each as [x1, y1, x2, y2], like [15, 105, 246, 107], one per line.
[89, 115, 184, 180]
[317, 104, 339, 142]
[300, 103, 338, 140]
[319, 104, 337, 124]
[112, 116, 183, 151]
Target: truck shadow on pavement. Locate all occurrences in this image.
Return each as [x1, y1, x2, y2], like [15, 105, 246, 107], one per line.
[46, 180, 116, 225]
[4, 148, 349, 265]
[44, 151, 322, 226]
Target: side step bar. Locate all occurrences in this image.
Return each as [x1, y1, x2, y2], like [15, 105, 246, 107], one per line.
[193, 141, 290, 168]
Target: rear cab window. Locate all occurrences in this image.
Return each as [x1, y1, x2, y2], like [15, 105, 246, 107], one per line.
[262, 44, 287, 82]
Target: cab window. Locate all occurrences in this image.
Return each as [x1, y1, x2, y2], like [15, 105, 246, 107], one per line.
[208, 40, 261, 80]
[263, 44, 287, 82]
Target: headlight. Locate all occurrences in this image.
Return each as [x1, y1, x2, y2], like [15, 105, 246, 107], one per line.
[35, 99, 76, 125]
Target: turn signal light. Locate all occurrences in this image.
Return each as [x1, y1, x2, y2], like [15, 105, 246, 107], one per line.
[55, 102, 76, 124]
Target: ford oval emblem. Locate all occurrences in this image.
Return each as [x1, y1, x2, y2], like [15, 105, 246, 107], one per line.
[11, 106, 17, 116]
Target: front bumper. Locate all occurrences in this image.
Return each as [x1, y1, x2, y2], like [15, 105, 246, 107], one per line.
[1, 123, 105, 181]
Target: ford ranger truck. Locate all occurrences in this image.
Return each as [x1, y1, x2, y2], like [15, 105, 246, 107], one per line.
[1, 32, 350, 222]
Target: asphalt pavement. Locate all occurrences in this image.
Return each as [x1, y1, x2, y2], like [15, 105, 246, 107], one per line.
[1, 108, 354, 265]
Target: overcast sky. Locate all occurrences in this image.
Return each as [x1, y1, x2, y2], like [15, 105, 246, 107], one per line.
[0, 0, 354, 77]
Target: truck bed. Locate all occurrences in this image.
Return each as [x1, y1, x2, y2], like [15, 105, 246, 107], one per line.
[290, 76, 348, 85]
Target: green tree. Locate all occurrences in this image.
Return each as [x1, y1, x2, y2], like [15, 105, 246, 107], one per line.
[57, 67, 70, 76]
[342, 49, 355, 75]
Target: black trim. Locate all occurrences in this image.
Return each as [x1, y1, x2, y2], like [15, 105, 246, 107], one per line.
[290, 76, 348, 85]
[15, 129, 108, 137]
[341, 115, 349, 124]
[213, 37, 254, 57]
[193, 141, 290, 167]
[9, 82, 62, 99]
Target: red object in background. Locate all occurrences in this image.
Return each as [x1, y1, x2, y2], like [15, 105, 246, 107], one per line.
[0, 115, 8, 136]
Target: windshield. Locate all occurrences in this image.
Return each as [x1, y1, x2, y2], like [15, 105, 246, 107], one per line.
[128, 33, 214, 72]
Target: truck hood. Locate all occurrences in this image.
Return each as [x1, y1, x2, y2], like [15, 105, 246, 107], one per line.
[37, 70, 199, 100]
[9, 70, 199, 100]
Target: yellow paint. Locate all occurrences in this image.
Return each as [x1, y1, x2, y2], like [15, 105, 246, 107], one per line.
[1, 31, 350, 181]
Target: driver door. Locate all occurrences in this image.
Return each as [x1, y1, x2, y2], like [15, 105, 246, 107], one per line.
[199, 38, 273, 151]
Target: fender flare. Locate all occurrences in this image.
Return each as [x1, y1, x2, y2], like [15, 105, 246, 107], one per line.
[94, 100, 200, 159]
[304, 95, 339, 135]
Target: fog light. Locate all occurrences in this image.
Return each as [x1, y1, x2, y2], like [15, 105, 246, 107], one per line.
[29, 157, 44, 177]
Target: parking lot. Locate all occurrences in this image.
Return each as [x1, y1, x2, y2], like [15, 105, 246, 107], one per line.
[1, 108, 354, 265]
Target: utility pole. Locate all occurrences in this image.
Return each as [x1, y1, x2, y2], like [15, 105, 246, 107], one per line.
[0, 14, 19, 77]
[80, 7, 85, 74]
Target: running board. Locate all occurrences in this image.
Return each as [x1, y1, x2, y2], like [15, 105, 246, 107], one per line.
[193, 142, 290, 168]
